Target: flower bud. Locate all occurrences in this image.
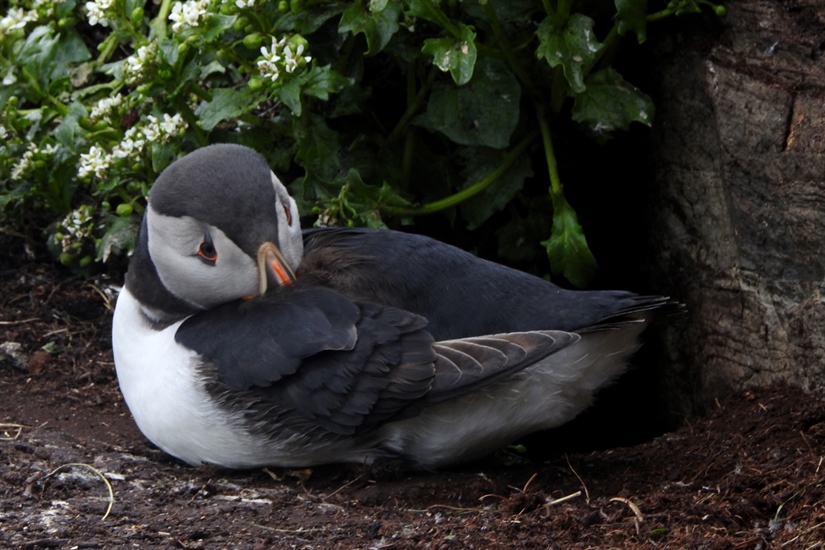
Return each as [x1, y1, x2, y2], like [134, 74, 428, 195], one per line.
[232, 16, 248, 32]
[243, 33, 263, 50]
[131, 7, 144, 24]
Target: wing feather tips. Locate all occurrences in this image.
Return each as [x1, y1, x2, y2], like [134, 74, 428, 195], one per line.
[424, 330, 580, 403]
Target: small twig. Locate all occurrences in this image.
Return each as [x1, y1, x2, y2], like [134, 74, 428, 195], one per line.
[566, 454, 590, 503]
[0, 318, 40, 325]
[0, 423, 31, 440]
[610, 496, 644, 535]
[478, 493, 508, 502]
[243, 522, 334, 534]
[780, 521, 825, 547]
[508, 472, 538, 494]
[323, 475, 363, 501]
[545, 490, 582, 508]
[44, 463, 115, 520]
[87, 283, 115, 312]
[261, 467, 282, 481]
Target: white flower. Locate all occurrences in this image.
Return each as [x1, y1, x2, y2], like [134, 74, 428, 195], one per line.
[2, 66, 16, 86]
[142, 115, 162, 142]
[85, 0, 113, 27]
[169, 0, 210, 33]
[58, 207, 94, 253]
[0, 125, 6, 140]
[112, 127, 145, 160]
[41, 143, 59, 156]
[234, 0, 254, 7]
[10, 144, 37, 181]
[257, 38, 283, 82]
[159, 113, 187, 136]
[256, 36, 311, 81]
[110, 113, 187, 161]
[124, 43, 156, 84]
[0, 7, 35, 33]
[90, 94, 124, 121]
[283, 43, 311, 74]
[78, 145, 111, 180]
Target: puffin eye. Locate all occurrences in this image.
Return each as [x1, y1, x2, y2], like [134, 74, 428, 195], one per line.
[196, 233, 218, 265]
[282, 202, 292, 226]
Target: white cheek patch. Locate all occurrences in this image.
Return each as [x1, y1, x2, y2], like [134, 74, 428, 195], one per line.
[270, 171, 304, 270]
[147, 207, 259, 309]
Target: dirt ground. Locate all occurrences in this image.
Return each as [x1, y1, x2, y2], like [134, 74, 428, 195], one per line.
[2, 232, 824, 549]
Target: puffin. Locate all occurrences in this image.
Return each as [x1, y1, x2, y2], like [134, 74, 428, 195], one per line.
[112, 143, 672, 470]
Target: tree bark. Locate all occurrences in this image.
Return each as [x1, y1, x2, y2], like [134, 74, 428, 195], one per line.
[647, 0, 825, 416]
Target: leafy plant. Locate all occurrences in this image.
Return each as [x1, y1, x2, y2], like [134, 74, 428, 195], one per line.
[0, 0, 725, 284]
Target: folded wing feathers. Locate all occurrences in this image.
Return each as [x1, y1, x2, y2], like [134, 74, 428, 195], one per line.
[422, 330, 580, 406]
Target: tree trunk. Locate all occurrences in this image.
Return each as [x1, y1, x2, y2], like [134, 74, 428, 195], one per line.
[646, 0, 825, 416]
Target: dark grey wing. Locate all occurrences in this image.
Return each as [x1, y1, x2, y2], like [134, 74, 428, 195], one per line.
[175, 286, 579, 436]
[300, 227, 676, 339]
[176, 286, 360, 389]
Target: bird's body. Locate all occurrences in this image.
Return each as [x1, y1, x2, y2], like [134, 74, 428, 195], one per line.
[112, 143, 671, 470]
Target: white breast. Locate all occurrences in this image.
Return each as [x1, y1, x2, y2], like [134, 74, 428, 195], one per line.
[112, 288, 260, 467]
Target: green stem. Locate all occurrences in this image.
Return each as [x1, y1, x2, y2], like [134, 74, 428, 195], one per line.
[96, 33, 121, 65]
[583, 22, 619, 76]
[150, 0, 174, 40]
[540, 0, 554, 17]
[385, 66, 436, 146]
[556, 0, 571, 22]
[20, 67, 68, 117]
[480, 2, 541, 98]
[536, 103, 562, 196]
[382, 130, 539, 216]
[646, 8, 675, 22]
[419, 0, 462, 39]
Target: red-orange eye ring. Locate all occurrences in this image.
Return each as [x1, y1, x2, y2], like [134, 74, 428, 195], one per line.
[282, 202, 292, 226]
[197, 234, 217, 264]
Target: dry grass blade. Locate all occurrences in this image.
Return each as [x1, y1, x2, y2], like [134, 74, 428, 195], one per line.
[609, 496, 645, 521]
[0, 423, 31, 440]
[45, 463, 115, 521]
[545, 490, 582, 507]
[0, 318, 40, 325]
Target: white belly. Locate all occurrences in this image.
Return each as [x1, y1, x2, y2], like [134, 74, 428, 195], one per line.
[112, 288, 260, 467]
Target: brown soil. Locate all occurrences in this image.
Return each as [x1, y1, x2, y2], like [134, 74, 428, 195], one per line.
[2, 234, 824, 549]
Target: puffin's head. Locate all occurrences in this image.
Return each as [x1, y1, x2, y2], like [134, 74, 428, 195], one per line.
[127, 144, 302, 321]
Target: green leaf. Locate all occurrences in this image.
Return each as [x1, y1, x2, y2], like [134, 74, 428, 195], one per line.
[302, 65, 348, 101]
[150, 142, 175, 173]
[615, 0, 648, 43]
[571, 68, 654, 133]
[414, 57, 520, 148]
[495, 197, 553, 264]
[535, 13, 602, 93]
[543, 190, 597, 288]
[159, 39, 179, 69]
[421, 23, 478, 85]
[52, 30, 92, 79]
[96, 213, 139, 263]
[199, 59, 226, 80]
[294, 113, 341, 188]
[202, 14, 237, 43]
[347, 168, 411, 208]
[196, 87, 266, 131]
[339, 0, 402, 56]
[458, 146, 532, 229]
[276, 4, 347, 35]
[54, 102, 87, 147]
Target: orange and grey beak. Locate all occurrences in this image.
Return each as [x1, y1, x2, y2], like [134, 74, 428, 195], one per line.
[257, 242, 296, 294]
